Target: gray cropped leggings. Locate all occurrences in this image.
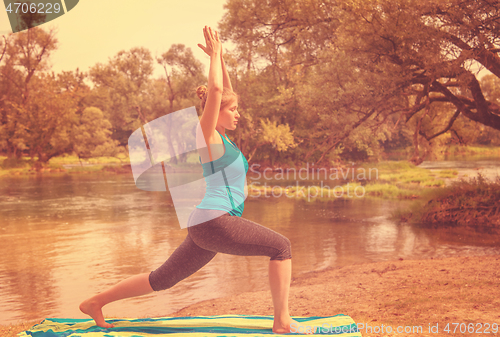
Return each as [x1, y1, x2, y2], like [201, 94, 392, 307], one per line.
[148, 208, 292, 292]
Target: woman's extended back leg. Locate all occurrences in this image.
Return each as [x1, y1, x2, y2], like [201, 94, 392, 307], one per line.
[80, 232, 217, 327]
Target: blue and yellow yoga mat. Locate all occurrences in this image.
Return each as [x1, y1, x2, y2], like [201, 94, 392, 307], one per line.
[19, 314, 362, 336]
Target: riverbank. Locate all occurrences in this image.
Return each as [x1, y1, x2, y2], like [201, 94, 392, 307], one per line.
[3, 254, 499, 337]
[168, 254, 500, 337]
[6, 148, 500, 205]
[2, 144, 500, 177]
[397, 174, 500, 235]
[0, 156, 462, 201]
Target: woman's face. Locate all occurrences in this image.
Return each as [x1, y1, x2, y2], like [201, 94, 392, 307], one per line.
[218, 97, 239, 130]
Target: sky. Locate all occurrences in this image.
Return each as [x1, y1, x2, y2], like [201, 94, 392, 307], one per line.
[0, 0, 491, 79]
[0, 0, 230, 77]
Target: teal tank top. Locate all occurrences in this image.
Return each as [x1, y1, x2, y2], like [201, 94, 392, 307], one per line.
[196, 130, 249, 216]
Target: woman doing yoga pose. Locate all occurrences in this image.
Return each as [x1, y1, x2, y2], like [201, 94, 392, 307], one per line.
[80, 26, 313, 334]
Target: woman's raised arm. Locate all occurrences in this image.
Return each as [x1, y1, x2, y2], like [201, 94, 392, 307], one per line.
[198, 29, 233, 92]
[221, 53, 233, 92]
[198, 26, 223, 143]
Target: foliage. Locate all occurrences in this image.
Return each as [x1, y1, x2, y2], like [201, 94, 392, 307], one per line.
[419, 174, 500, 231]
[260, 118, 296, 151]
[87, 47, 154, 147]
[0, 28, 125, 168]
[0, 27, 58, 161]
[72, 107, 120, 163]
[219, 0, 500, 165]
[3, 7, 500, 170]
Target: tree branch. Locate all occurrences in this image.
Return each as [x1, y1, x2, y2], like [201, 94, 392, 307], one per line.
[431, 79, 500, 131]
[420, 109, 461, 141]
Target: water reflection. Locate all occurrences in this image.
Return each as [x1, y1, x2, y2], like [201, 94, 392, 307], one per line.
[1, 172, 499, 325]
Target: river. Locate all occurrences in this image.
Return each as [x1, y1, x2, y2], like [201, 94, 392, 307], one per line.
[0, 159, 499, 325]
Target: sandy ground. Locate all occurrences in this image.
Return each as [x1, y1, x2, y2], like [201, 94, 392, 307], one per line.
[169, 255, 500, 337]
[4, 255, 500, 336]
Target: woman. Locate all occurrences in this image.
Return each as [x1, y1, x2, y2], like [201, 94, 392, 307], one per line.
[80, 26, 312, 334]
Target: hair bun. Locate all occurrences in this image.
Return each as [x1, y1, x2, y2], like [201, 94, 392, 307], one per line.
[196, 85, 207, 100]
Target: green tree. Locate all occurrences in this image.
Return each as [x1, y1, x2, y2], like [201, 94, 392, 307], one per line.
[72, 107, 119, 164]
[88, 47, 154, 147]
[218, 48, 305, 165]
[0, 27, 120, 168]
[219, 0, 500, 165]
[0, 26, 58, 159]
[88, 45, 206, 165]
[246, 118, 298, 165]
[157, 44, 205, 113]
[16, 73, 76, 168]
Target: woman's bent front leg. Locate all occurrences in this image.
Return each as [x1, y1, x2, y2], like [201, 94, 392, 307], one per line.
[269, 259, 315, 334]
[269, 259, 291, 332]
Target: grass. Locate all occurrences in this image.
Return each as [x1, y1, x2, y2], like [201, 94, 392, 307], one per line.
[437, 169, 458, 178]
[419, 174, 500, 228]
[48, 153, 128, 165]
[0, 156, 37, 177]
[387, 144, 500, 159]
[0, 153, 132, 176]
[390, 173, 500, 232]
[363, 183, 420, 199]
[361, 160, 445, 186]
[0, 151, 208, 176]
[449, 144, 500, 154]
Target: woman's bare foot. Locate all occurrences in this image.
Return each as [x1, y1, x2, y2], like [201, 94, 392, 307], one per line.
[273, 317, 316, 334]
[79, 298, 115, 328]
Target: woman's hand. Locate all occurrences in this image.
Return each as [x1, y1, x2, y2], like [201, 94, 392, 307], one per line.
[198, 26, 222, 57]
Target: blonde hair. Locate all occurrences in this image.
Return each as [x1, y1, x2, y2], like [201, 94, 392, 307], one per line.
[196, 85, 238, 111]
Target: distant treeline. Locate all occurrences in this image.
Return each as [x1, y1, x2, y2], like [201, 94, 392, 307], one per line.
[1, 0, 500, 169]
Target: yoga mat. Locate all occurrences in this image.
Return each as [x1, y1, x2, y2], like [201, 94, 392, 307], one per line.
[18, 314, 362, 336]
